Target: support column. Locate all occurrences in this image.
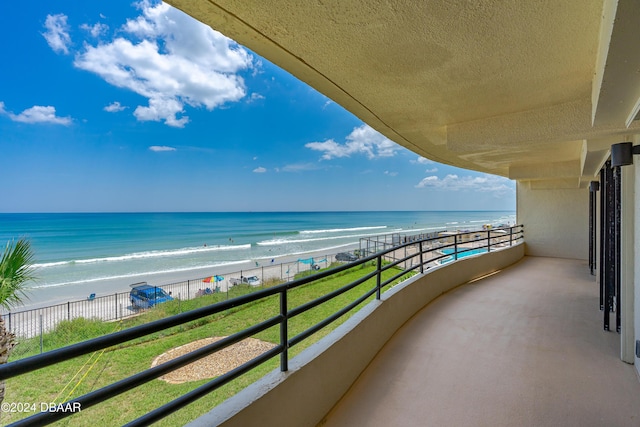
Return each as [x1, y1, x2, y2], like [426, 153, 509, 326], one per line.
[621, 163, 635, 363]
[604, 161, 614, 331]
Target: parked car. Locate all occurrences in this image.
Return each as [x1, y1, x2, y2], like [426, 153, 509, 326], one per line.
[229, 275, 262, 286]
[335, 252, 358, 262]
[130, 282, 173, 309]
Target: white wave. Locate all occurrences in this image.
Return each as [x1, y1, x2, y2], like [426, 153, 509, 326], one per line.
[257, 230, 389, 246]
[33, 260, 71, 268]
[30, 259, 251, 289]
[258, 242, 359, 260]
[35, 244, 252, 268]
[412, 226, 447, 232]
[300, 225, 387, 234]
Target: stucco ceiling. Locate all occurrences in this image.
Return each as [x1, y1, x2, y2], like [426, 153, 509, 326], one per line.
[166, 0, 640, 189]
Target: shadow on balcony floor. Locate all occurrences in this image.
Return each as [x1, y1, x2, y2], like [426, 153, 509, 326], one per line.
[320, 256, 640, 427]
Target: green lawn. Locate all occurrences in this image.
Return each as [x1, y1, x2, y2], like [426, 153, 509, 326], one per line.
[3, 262, 415, 426]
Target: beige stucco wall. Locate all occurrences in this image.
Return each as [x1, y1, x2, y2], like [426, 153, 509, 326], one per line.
[187, 244, 525, 427]
[517, 182, 589, 259]
[634, 160, 640, 375]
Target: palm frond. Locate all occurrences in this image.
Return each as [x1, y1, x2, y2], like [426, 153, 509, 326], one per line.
[0, 238, 36, 310]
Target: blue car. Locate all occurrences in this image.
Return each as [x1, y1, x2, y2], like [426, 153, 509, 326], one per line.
[129, 282, 173, 309]
[335, 252, 358, 262]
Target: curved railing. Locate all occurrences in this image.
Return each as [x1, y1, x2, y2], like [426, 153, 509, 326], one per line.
[0, 225, 523, 426]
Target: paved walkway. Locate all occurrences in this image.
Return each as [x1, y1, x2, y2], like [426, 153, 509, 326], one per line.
[319, 256, 640, 427]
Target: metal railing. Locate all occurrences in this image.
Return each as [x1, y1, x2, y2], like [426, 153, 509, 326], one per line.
[359, 230, 445, 257]
[1, 254, 336, 340]
[0, 225, 523, 426]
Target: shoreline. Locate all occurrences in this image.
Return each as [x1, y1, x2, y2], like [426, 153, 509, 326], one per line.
[2, 226, 520, 338]
[14, 243, 361, 312]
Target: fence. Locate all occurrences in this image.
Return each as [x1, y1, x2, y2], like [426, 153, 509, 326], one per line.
[2, 226, 521, 342]
[362, 226, 519, 268]
[1, 253, 338, 340]
[358, 230, 445, 256]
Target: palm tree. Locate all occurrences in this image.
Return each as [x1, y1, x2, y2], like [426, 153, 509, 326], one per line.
[0, 238, 36, 404]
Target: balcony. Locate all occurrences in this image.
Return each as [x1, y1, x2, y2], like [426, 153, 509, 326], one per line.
[189, 256, 640, 427]
[5, 230, 640, 426]
[1, 229, 522, 426]
[320, 256, 640, 426]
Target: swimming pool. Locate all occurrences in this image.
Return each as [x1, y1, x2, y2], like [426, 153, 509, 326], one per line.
[439, 247, 487, 263]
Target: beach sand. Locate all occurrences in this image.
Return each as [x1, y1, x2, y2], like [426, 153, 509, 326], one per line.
[5, 236, 502, 338]
[17, 244, 360, 309]
[4, 245, 363, 338]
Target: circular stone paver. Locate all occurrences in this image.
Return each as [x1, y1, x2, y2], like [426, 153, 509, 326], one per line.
[151, 337, 277, 384]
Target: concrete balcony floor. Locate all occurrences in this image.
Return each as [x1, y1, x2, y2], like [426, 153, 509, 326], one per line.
[319, 256, 640, 427]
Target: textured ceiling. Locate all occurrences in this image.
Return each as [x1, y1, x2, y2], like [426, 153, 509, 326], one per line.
[166, 0, 640, 189]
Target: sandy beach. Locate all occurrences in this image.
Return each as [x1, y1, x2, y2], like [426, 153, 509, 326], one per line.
[16, 243, 360, 311]
[3, 228, 514, 339]
[3, 245, 362, 338]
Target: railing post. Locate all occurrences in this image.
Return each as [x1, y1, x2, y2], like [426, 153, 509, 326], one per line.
[115, 293, 118, 320]
[404, 244, 407, 269]
[419, 241, 424, 274]
[280, 289, 288, 372]
[454, 234, 458, 260]
[487, 230, 491, 252]
[39, 314, 43, 354]
[509, 227, 513, 246]
[376, 255, 382, 300]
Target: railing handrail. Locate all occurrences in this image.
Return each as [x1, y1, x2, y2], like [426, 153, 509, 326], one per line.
[2, 253, 339, 317]
[1, 225, 524, 427]
[1, 250, 346, 341]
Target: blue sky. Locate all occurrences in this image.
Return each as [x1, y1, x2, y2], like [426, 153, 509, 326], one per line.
[0, 1, 516, 213]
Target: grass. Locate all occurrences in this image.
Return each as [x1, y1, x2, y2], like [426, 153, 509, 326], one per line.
[3, 262, 415, 426]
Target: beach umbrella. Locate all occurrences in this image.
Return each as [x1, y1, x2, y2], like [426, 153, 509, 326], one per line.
[203, 275, 224, 283]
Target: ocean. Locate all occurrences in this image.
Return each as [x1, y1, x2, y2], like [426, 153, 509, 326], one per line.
[0, 211, 515, 308]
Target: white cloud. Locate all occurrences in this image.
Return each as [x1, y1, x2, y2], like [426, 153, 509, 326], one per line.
[281, 163, 322, 172]
[415, 173, 514, 197]
[411, 156, 435, 165]
[0, 101, 71, 125]
[425, 167, 438, 173]
[149, 145, 176, 152]
[43, 14, 72, 54]
[253, 167, 267, 173]
[72, 1, 254, 127]
[134, 97, 189, 127]
[248, 93, 265, 103]
[305, 124, 399, 160]
[385, 171, 398, 177]
[80, 22, 109, 38]
[104, 101, 126, 112]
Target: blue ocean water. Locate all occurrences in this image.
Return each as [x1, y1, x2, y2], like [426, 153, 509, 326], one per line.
[0, 211, 514, 300]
